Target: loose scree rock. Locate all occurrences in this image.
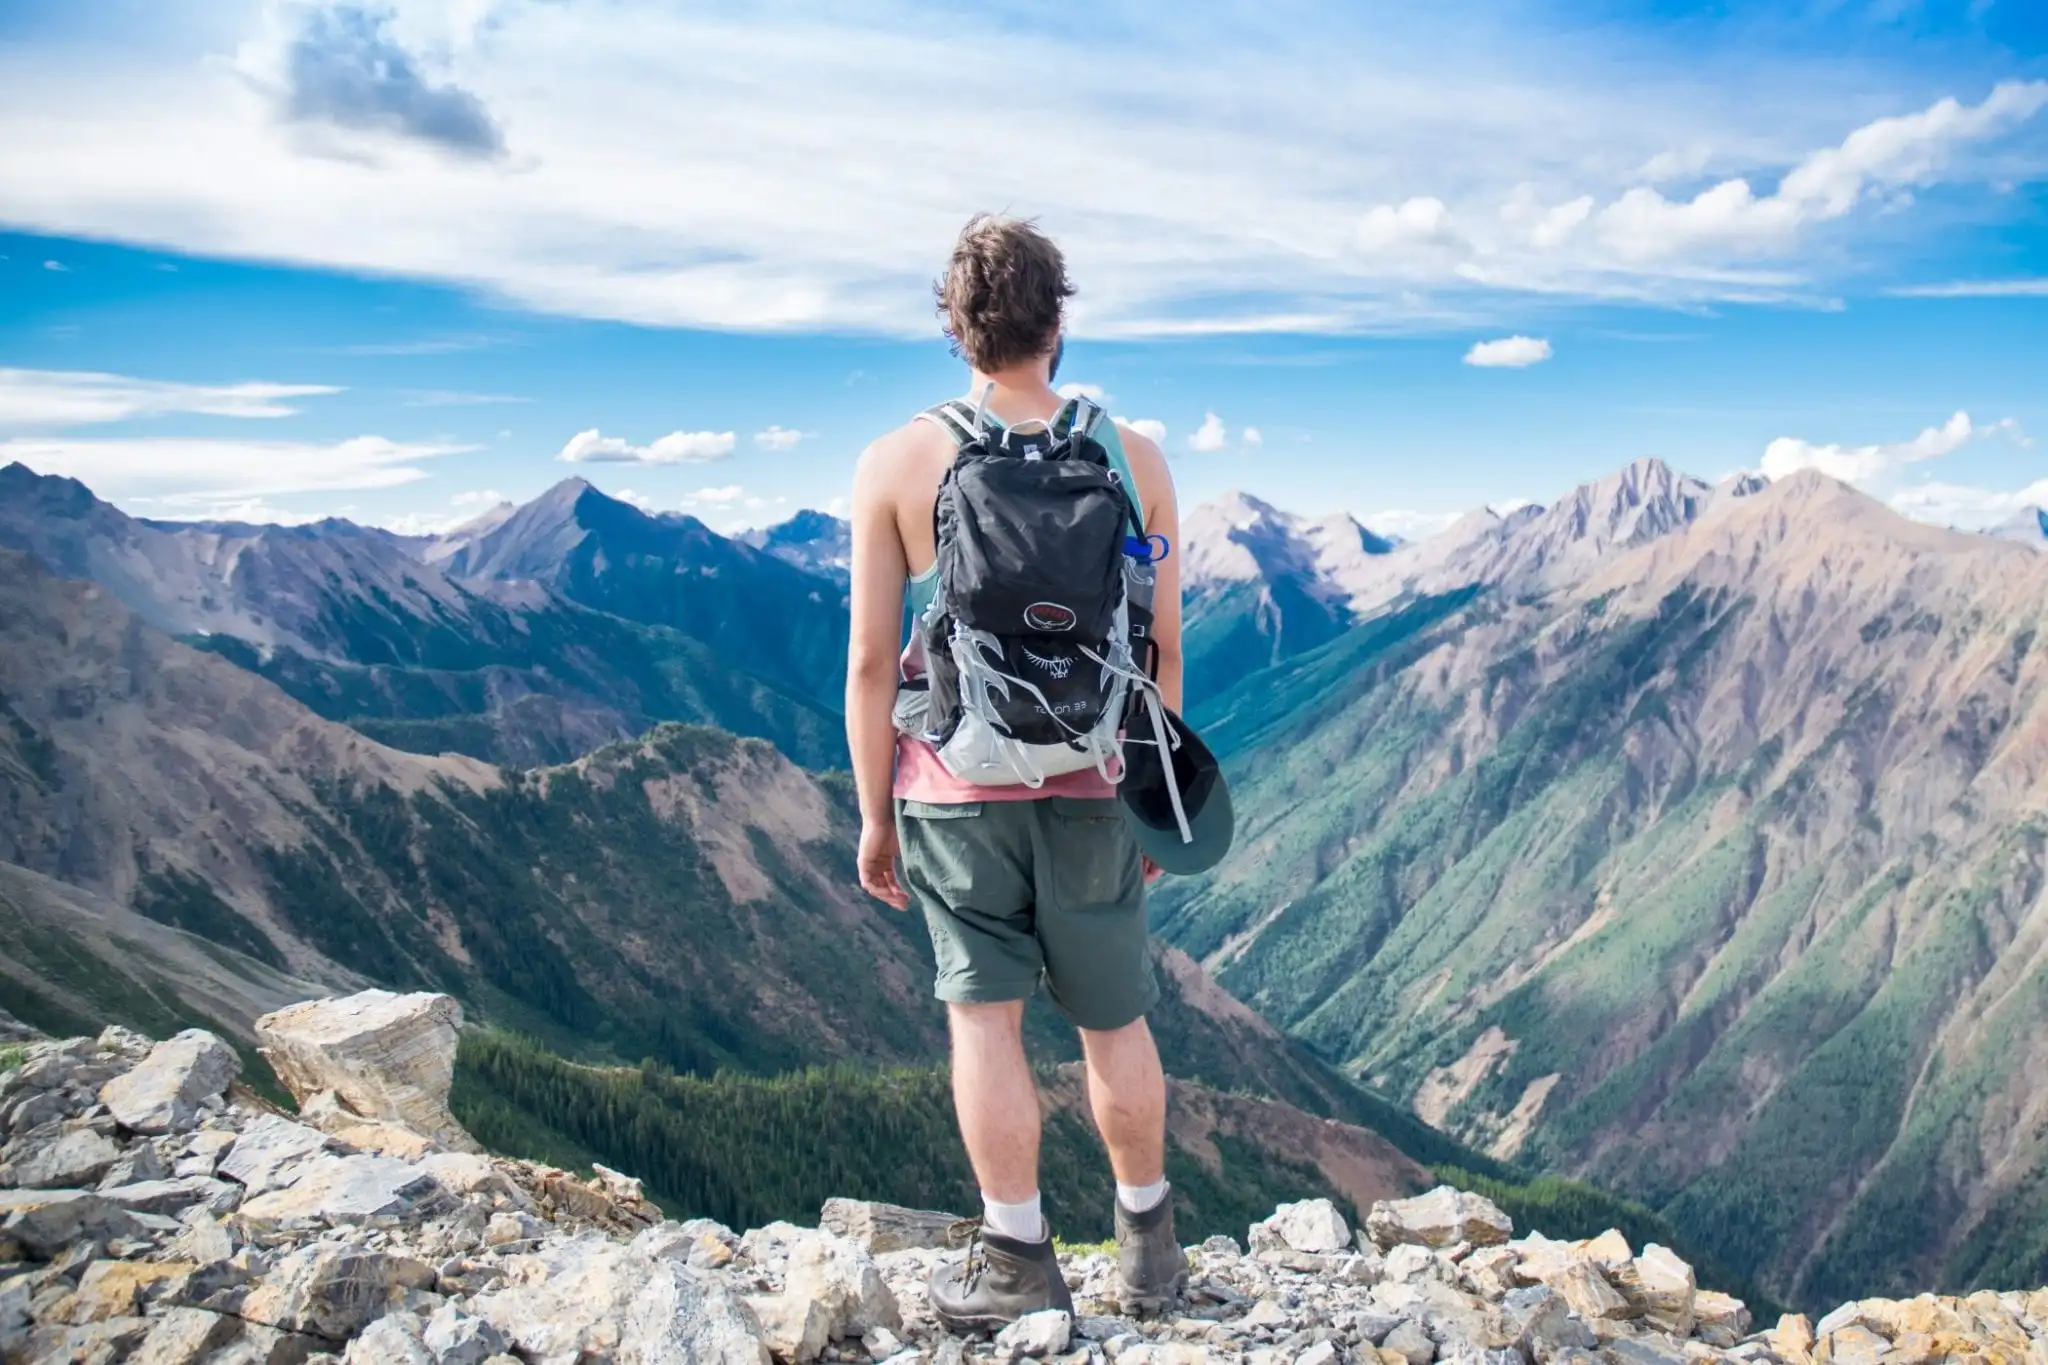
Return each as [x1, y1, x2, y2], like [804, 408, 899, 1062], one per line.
[0, 992, 2043, 1364]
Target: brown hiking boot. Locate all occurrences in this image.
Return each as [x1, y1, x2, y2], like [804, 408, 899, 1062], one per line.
[928, 1227, 1074, 1334]
[1115, 1192, 1187, 1314]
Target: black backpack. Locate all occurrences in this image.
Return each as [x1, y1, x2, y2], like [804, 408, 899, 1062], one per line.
[898, 391, 1159, 786]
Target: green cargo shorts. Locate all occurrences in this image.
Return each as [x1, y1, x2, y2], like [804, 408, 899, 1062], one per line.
[896, 796, 1158, 1031]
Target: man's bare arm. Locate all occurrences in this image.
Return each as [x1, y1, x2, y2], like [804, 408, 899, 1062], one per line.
[846, 440, 911, 909]
[1119, 425, 1184, 715]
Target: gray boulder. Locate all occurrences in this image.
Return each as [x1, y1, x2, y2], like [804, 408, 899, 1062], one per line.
[99, 1031, 240, 1135]
[472, 1233, 768, 1364]
[100, 1176, 242, 1217]
[0, 1187, 144, 1256]
[238, 1243, 436, 1342]
[218, 1115, 335, 1197]
[0, 1126, 121, 1188]
[255, 991, 479, 1153]
[235, 1154, 451, 1232]
[1250, 1198, 1353, 1255]
[1368, 1186, 1515, 1251]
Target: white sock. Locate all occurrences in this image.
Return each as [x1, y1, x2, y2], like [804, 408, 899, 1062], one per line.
[981, 1191, 1046, 1243]
[1118, 1178, 1169, 1214]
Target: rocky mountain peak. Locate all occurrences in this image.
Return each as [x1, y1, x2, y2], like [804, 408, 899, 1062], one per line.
[741, 510, 853, 581]
[7, 992, 2042, 1363]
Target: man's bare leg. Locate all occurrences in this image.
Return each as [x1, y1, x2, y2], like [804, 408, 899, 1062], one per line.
[1079, 1015, 1167, 1189]
[949, 1000, 1043, 1232]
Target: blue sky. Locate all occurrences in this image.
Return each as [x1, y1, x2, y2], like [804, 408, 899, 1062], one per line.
[1, 0, 2043, 538]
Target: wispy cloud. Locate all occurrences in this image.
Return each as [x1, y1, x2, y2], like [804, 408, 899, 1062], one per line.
[0, 368, 340, 428]
[557, 428, 736, 464]
[1887, 278, 2048, 298]
[332, 335, 506, 356]
[41, 260, 69, 273]
[3, 4, 2041, 334]
[753, 425, 803, 450]
[401, 389, 529, 407]
[1, 433, 473, 515]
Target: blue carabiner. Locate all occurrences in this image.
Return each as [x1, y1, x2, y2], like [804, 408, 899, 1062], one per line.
[1122, 534, 1171, 564]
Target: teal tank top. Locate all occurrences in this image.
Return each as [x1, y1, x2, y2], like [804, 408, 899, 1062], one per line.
[905, 411, 1141, 619]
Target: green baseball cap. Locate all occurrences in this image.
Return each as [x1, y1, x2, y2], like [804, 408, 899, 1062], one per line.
[1119, 704, 1234, 875]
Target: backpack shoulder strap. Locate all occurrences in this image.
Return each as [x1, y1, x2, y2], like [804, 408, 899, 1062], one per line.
[916, 400, 981, 447]
[1092, 412, 1144, 528]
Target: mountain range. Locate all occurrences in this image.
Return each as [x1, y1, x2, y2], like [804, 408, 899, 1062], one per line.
[0, 464, 849, 769]
[6, 447, 2048, 1310]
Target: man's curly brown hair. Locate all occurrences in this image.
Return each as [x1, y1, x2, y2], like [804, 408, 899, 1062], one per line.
[934, 214, 1074, 373]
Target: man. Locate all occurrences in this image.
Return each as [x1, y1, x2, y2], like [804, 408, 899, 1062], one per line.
[845, 214, 1186, 1327]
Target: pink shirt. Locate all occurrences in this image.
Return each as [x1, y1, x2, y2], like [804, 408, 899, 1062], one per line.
[892, 637, 1118, 804]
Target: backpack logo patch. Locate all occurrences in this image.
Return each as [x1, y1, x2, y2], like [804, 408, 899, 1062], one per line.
[1024, 601, 1078, 632]
[1021, 646, 1074, 679]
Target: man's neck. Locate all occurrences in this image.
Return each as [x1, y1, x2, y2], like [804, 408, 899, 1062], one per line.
[965, 362, 1059, 422]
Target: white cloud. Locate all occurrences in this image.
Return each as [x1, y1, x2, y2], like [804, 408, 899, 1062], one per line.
[1188, 413, 1228, 453]
[1760, 411, 2024, 484]
[1888, 278, 2048, 298]
[1118, 417, 1167, 446]
[1365, 508, 1462, 541]
[451, 489, 506, 508]
[1, 433, 472, 513]
[2, 9, 2043, 332]
[753, 425, 804, 450]
[1356, 198, 1461, 256]
[557, 428, 736, 464]
[42, 260, 68, 272]
[1889, 477, 2048, 530]
[1464, 336, 1554, 368]
[0, 367, 340, 428]
[612, 487, 658, 512]
[1057, 382, 1109, 403]
[1242, 426, 1263, 446]
[1598, 81, 2048, 261]
[682, 484, 745, 505]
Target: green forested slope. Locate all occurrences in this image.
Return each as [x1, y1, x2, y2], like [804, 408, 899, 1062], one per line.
[1154, 475, 2048, 1307]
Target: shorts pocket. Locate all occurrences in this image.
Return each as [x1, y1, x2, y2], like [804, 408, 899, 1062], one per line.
[1046, 802, 1142, 911]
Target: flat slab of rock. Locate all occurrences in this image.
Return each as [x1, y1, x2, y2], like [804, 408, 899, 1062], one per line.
[255, 991, 479, 1153]
[1367, 1186, 1514, 1250]
[218, 1114, 335, 1197]
[98, 1031, 240, 1135]
[0, 1187, 147, 1256]
[99, 1176, 241, 1218]
[235, 1154, 451, 1232]
[0, 1126, 121, 1188]
[819, 1197, 967, 1253]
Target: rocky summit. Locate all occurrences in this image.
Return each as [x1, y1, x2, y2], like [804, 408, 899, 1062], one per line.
[2, 993, 2045, 1365]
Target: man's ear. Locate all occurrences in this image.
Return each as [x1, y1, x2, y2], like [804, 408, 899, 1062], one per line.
[1049, 335, 1065, 383]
